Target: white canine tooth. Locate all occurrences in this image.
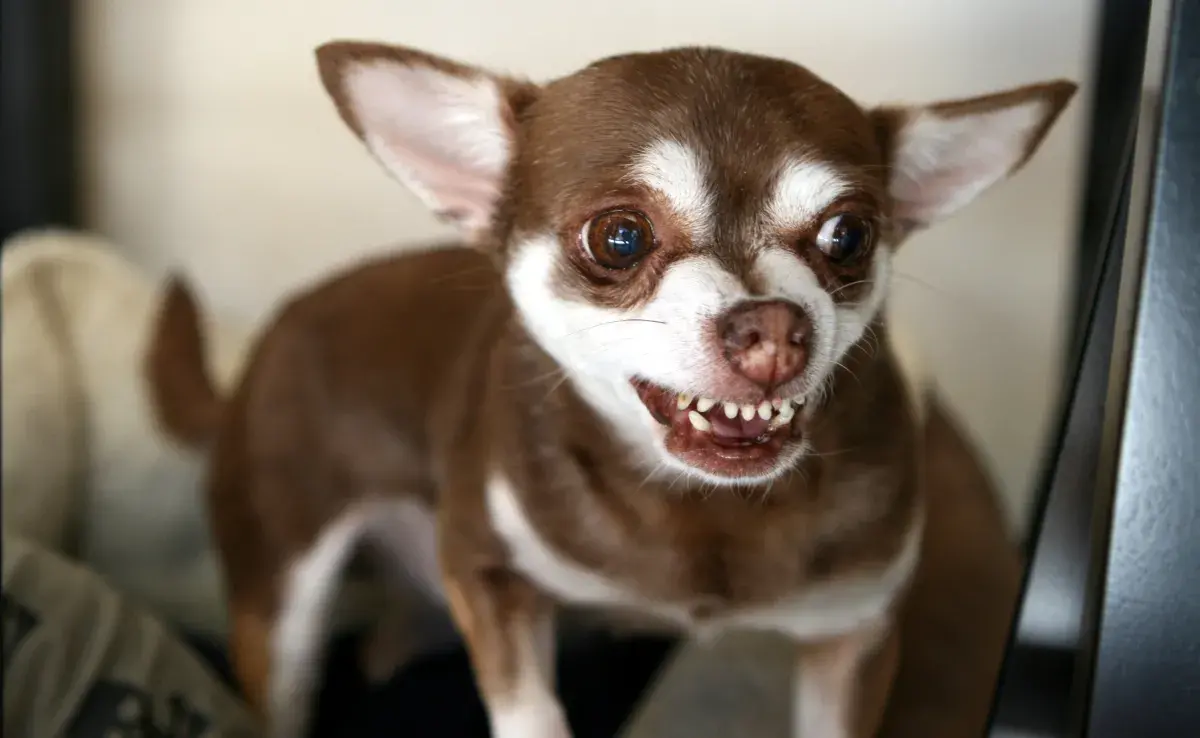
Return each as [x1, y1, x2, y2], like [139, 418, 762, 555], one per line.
[688, 410, 712, 432]
[779, 400, 796, 422]
[771, 398, 783, 410]
[741, 404, 756, 421]
[696, 397, 716, 413]
[677, 393, 693, 411]
[768, 415, 787, 431]
[724, 402, 739, 419]
[757, 401, 772, 420]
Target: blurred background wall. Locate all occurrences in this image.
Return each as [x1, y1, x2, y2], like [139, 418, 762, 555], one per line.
[77, 0, 1096, 528]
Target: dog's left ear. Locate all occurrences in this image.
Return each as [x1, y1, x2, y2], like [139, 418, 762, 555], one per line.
[870, 80, 1077, 235]
[315, 41, 538, 239]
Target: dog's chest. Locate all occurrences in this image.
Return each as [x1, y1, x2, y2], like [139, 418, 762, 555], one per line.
[486, 474, 920, 642]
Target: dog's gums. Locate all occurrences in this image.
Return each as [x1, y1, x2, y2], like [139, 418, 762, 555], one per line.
[632, 378, 806, 477]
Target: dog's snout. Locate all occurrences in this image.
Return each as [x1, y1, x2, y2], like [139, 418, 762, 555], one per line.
[718, 300, 811, 390]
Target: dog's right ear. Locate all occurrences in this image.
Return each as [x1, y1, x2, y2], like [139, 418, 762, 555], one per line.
[315, 41, 537, 239]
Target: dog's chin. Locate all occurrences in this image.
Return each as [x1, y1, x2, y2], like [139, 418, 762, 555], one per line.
[630, 378, 808, 484]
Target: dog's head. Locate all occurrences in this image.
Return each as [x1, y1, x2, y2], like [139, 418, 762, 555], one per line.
[316, 42, 1075, 486]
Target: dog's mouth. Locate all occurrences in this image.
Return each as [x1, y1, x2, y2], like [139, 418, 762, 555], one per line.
[631, 378, 806, 479]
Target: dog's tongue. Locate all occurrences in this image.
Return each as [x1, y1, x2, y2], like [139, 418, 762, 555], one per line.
[707, 410, 771, 440]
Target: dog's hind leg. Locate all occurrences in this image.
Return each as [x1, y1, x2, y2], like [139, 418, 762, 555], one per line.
[268, 507, 372, 738]
[229, 602, 275, 716]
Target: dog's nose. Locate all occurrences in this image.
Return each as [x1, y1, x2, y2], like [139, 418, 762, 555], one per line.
[718, 300, 811, 390]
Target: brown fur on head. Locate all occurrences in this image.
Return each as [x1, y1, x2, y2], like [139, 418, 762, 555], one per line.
[314, 41, 1074, 487]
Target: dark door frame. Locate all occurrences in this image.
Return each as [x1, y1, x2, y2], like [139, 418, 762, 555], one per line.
[1, 0, 78, 244]
[989, 0, 1200, 736]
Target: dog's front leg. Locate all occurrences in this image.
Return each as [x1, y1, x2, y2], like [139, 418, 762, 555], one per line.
[793, 622, 899, 738]
[444, 567, 570, 738]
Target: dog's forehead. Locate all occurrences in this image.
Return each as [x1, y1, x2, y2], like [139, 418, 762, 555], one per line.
[516, 48, 885, 217]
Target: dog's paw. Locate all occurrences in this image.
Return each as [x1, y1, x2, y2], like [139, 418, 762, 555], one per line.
[490, 698, 573, 738]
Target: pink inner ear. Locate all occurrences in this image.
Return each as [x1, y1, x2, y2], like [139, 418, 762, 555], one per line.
[891, 165, 996, 224]
[888, 100, 1049, 226]
[344, 62, 512, 232]
[396, 145, 503, 224]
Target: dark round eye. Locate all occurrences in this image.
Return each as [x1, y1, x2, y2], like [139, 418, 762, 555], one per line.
[815, 213, 874, 263]
[583, 210, 656, 269]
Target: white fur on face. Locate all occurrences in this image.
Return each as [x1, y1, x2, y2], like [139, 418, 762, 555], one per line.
[628, 140, 714, 238]
[754, 245, 892, 399]
[505, 152, 891, 484]
[508, 239, 744, 470]
[766, 159, 852, 231]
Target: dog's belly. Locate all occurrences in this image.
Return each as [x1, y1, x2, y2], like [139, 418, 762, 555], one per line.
[486, 474, 921, 642]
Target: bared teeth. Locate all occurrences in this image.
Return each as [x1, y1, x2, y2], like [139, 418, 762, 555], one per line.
[778, 399, 796, 422]
[671, 388, 803, 431]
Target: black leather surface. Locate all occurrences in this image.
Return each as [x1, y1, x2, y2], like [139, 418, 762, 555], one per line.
[986, 0, 1151, 734]
[1067, 0, 1157, 356]
[1086, 0, 1200, 734]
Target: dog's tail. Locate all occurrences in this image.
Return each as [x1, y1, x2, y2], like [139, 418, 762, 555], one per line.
[145, 276, 225, 446]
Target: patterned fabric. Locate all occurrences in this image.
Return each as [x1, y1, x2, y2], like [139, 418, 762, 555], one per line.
[2, 532, 260, 738]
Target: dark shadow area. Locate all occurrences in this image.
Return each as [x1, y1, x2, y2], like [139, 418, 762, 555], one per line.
[0, 0, 78, 242]
[189, 630, 678, 738]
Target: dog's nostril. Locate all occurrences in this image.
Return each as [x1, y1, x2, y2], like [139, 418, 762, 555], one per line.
[718, 300, 812, 389]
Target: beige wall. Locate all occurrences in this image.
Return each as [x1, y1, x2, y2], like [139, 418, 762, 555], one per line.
[78, 0, 1096, 527]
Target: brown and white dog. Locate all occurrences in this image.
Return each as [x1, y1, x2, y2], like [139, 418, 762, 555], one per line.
[205, 42, 1074, 738]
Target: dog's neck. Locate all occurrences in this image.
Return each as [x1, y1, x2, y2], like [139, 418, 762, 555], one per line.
[468, 312, 922, 606]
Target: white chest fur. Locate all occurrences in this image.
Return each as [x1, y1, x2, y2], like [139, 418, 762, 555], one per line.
[486, 474, 922, 642]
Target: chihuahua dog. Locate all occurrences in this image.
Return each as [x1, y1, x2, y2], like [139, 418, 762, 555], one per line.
[204, 41, 1074, 738]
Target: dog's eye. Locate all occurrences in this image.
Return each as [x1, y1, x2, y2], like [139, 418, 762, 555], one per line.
[583, 210, 656, 269]
[815, 214, 873, 263]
